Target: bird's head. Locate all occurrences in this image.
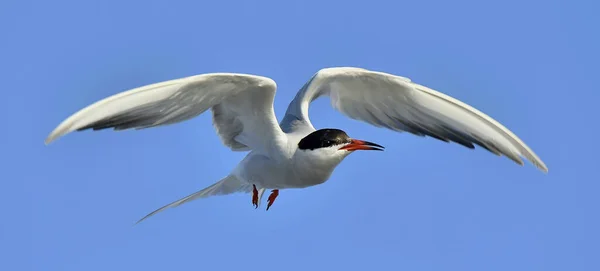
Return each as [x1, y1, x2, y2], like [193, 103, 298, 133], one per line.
[297, 128, 384, 162]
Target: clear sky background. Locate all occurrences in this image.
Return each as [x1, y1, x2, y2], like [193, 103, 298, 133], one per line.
[1, 0, 598, 270]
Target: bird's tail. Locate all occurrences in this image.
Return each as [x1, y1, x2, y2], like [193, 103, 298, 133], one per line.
[135, 175, 263, 224]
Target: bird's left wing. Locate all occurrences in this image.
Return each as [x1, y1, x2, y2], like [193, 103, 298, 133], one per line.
[284, 67, 547, 172]
[45, 73, 287, 155]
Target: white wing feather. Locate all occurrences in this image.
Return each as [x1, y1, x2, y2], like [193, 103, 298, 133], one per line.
[283, 67, 548, 172]
[45, 73, 287, 155]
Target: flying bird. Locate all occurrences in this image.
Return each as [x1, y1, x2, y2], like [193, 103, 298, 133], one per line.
[45, 67, 548, 223]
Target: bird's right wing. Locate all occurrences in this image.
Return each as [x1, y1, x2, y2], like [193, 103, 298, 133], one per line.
[45, 73, 287, 155]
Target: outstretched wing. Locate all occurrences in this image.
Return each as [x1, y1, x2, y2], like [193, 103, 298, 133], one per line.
[282, 67, 548, 172]
[46, 73, 287, 155]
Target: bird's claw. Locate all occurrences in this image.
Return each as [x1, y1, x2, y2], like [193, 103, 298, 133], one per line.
[252, 185, 259, 209]
[266, 189, 279, 211]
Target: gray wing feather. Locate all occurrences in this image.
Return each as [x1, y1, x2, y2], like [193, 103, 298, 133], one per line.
[282, 67, 547, 172]
[46, 73, 286, 154]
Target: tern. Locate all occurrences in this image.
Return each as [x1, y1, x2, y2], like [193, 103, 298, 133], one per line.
[45, 67, 548, 223]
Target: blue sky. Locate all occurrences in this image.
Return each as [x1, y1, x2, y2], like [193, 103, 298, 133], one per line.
[1, 0, 598, 270]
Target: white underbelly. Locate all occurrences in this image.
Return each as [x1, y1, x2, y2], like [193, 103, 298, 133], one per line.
[232, 135, 343, 190]
[234, 155, 331, 190]
[261, 175, 328, 189]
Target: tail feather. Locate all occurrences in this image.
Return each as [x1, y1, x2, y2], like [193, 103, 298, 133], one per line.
[136, 175, 249, 224]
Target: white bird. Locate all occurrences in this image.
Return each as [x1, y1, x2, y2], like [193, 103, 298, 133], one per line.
[45, 67, 548, 223]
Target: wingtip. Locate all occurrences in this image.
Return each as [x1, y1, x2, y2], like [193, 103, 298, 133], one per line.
[44, 132, 61, 145]
[44, 136, 54, 145]
[532, 158, 549, 174]
[44, 124, 72, 145]
[530, 160, 548, 174]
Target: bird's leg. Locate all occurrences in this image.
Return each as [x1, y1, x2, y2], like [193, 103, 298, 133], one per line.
[252, 184, 259, 209]
[266, 189, 279, 211]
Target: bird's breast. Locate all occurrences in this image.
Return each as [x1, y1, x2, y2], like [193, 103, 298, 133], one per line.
[287, 156, 337, 188]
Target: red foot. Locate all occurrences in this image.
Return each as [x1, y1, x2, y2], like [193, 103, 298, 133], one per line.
[266, 189, 279, 211]
[252, 185, 259, 209]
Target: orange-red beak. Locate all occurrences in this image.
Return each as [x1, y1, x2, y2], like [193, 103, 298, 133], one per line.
[339, 139, 384, 151]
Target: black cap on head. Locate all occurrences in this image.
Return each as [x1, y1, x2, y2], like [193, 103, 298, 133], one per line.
[298, 128, 351, 150]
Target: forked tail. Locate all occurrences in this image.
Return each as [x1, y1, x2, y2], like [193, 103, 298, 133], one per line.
[135, 175, 262, 224]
